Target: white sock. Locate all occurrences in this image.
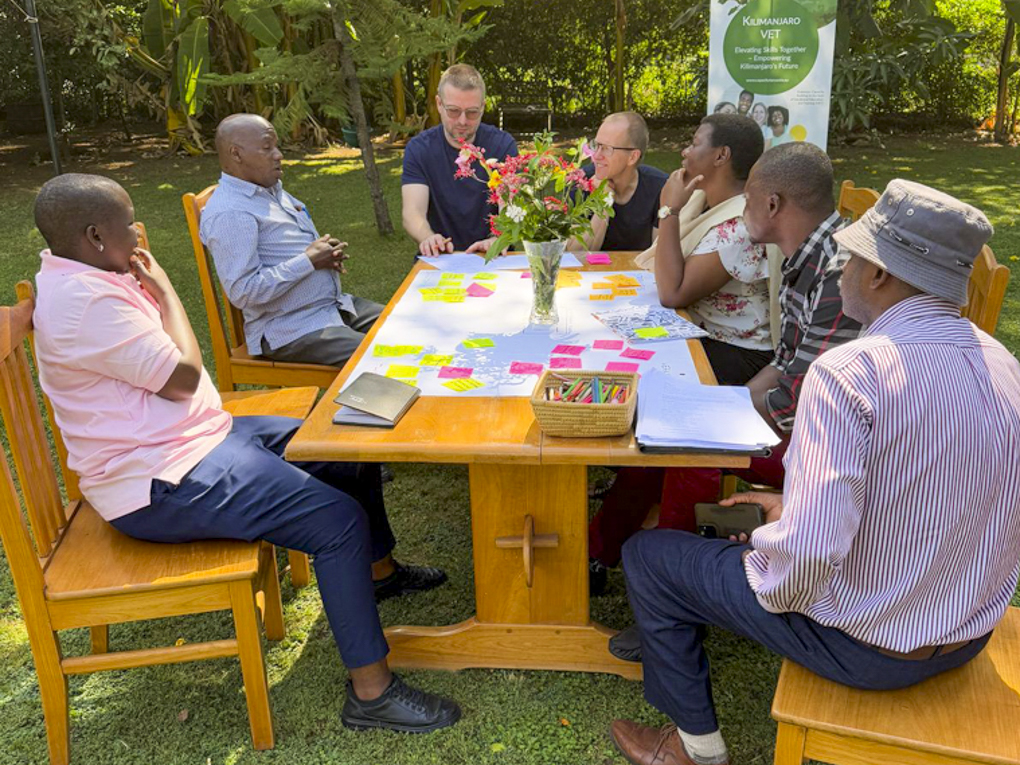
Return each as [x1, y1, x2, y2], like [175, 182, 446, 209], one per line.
[676, 726, 728, 765]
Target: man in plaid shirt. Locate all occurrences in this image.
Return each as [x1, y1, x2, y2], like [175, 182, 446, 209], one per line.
[597, 144, 862, 659]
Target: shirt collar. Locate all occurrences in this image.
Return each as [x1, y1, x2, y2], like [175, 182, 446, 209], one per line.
[218, 172, 282, 198]
[784, 210, 843, 276]
[865, 293, 960, 336]
[39, 249, 108, 276]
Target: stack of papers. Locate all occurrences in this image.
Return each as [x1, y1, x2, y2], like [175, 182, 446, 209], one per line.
[593, 305, 709, 343]
[635, 370, 781, 454]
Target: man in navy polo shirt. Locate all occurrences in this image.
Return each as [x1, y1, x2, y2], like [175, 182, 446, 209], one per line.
[569, 111, 668, 253]
[402, 64, 517, 258]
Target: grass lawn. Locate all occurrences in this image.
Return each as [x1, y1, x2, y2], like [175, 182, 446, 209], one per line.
[0, 132, 1018, 765]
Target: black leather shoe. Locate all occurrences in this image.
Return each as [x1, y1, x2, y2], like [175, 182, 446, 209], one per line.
[590, 557, 609, 597]
[374, 561, 448, 601]
[609, 623, 642, 662]
[341, 674, 461, 733]
[380, 464, 395, 483]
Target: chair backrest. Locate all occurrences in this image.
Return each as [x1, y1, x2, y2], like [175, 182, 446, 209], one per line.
[136, 222, 150, 251]
[182, 185, 246, 390]
[0, 294, 70, 590]
[963, 244, 1010, 335]
[837, 179, 881, 223]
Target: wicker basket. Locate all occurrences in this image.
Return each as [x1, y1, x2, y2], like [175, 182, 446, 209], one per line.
[530, 370, 638, 438]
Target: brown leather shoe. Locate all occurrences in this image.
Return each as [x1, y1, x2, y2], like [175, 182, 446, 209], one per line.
[609, 720, 727, 765]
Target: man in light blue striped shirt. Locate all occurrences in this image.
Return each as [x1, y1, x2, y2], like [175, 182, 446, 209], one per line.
[200, 114, 383, 367]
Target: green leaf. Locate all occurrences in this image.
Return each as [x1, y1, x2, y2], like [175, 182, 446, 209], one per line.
[459, 0, 504, 11]
[223, 0, 285, 47]
[141, 0, 175, 59]
[177, 16, 210, 115]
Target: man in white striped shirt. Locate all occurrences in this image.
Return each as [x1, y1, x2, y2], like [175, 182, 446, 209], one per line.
[609, 180, 1020, 765]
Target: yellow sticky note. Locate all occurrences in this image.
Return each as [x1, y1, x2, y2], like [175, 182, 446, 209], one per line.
[386, 365, 420, 379]
[589, 293, 615, 300]
[373, 345, 423, 357]
[612, 288, 638, 297]
[635, 327, 669, 339]
[438, 273, 464, 283]
[421, 354, 454, 366]
[419, 287, 443, 296]
[592, 281, 613, 289]
[474, 272, 497, 280]
[423, 294, 445, 302]
[606, 274, 640, 286]
[442, 287, 466, 296]
[463, 338, 495, 349]
[441, 294, 465, 303]
[443, 377, 485, 392]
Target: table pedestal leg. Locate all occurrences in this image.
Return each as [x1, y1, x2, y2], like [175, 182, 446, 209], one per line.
[384, 463, 642, 680]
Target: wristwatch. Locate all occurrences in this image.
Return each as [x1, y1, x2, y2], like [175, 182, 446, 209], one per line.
[657, 205, 679, 219]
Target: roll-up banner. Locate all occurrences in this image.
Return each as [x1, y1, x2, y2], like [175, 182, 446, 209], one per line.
[707, 0, 838, 151]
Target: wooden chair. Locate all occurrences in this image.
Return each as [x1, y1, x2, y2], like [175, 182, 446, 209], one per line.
[962, 244, 1010, 335]
[772, 607, 1020, 765]
[181, 185, 339, 392]
[837, 179, 881, 223]
[0, 290, 319, 764]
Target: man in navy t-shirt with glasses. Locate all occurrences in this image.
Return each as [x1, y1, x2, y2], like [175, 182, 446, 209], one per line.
[401, 64, 518, 259]
[569, 111, 668, 253]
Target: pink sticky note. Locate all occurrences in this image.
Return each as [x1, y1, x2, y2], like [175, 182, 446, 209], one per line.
[586, 252, 612, 265]
[466, 282, 494, 297]
[551, 344, 585, 356]
[510, 361, 544, 375]
[520, 271, 532, 279]
[606, 361, 640, 373]
[621, 347, 655, 361]
[438, 366, 473, 379]
[593, 339, 625, 350]
[550, 357, 582, 369]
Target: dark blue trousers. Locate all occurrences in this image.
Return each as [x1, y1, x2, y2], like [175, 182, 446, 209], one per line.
[112, 416, 394, 669]
[622, 530, 991, 734]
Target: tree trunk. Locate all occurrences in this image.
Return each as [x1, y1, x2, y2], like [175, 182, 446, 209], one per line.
[330, 6, 395, 236]
[994, 18, 1015, 142]
[425, 0, 444, 127]
[614, 0, 627, 112]
[391, 70, 407, 142]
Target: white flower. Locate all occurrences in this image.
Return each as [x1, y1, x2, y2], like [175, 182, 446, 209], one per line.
[486, 157, 499, 167]
[605, 189, 615, 207]
[505, 204, 527, 223]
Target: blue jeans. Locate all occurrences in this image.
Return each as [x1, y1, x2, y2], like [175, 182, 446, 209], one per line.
[622, 530, 991, 734]
[112, 415, 394, 669]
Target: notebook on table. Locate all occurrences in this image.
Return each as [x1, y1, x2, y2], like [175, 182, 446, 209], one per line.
[333, 372, 420, 428]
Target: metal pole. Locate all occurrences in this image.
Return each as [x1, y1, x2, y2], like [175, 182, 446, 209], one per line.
[24, 0, 62, 174]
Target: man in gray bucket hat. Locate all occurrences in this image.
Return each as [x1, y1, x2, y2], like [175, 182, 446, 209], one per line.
[608, 179, 1020, 765]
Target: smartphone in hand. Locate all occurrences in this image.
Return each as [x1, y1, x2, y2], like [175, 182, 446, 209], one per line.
[694, 503, 764, 540]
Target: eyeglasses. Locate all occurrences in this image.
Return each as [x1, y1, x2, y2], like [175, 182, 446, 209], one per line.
[440, 103, 483, 121]
[589, 140, 638, 158]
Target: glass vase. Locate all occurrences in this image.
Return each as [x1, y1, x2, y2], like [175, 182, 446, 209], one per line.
[523, 239, 566, 325]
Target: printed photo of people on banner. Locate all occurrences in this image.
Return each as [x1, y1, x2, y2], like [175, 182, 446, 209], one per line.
[708, 0, 838, 151]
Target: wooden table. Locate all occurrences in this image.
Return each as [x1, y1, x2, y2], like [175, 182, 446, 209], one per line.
[284, 252, 749, 680]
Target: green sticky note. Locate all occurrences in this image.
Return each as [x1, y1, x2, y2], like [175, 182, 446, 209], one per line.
[635, 327, 669, 339]
[373, 344, 422, 357]
[421, 354, 454, 366]
[385, 365, 420, 379]
[463, 338, 495, 349]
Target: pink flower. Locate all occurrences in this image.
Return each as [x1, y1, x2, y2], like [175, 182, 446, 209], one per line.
[582, 141, 595, 159]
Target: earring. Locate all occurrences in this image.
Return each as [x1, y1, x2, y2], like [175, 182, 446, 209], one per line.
[97, 243, 104, 252]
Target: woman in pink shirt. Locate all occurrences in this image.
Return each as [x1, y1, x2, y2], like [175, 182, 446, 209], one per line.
[31, 173, 458, 735]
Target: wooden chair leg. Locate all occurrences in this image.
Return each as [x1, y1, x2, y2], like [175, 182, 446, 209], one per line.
[229, 580, 274, 751]
[90, 625, 109, 654]
[30, 630, 70, 765]
[260, 545, 285, 642]
[721, 474, 740, 500]
[773, 722, 807, 765]
[287, 549, 311, 588]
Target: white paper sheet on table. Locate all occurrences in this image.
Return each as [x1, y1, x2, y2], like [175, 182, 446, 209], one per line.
[420, 251, 583, 272]
[342, 270, 698, 397]
[636, 370, 781, 453]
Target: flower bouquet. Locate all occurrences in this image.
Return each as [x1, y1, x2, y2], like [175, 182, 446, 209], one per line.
[455, 132, 614, 323]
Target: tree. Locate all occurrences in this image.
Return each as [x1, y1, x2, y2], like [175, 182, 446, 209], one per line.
[995, 1, 1020, 140]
